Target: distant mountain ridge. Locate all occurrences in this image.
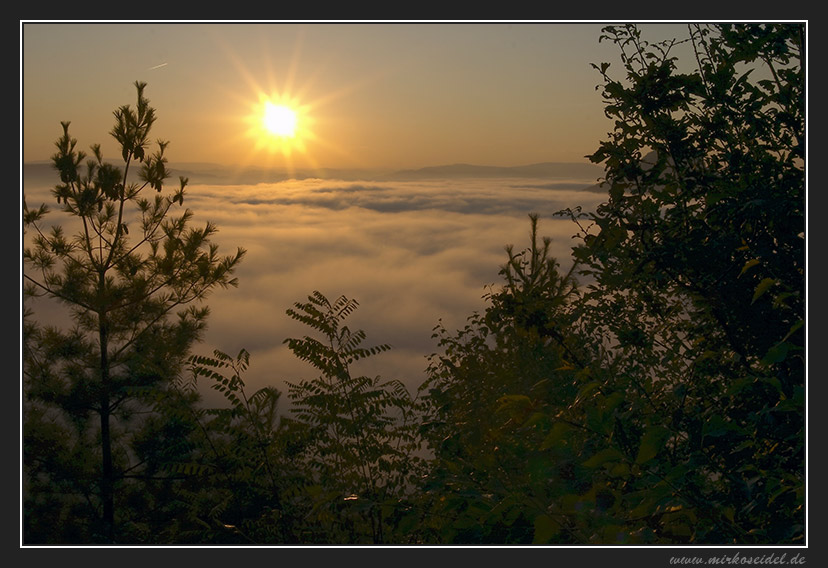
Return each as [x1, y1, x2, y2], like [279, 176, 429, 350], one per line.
[23, 160, 605, 187]
[385, 162, 603, 181]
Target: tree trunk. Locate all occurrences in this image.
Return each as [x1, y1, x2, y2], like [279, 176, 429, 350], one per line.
[99, 311, 114, 543]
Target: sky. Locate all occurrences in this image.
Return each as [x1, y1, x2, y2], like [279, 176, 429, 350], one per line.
[19, 21, 688, 173]
[20, 21, 707, 404]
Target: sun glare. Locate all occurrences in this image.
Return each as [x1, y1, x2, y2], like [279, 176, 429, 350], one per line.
[240, 92, 317, 167]
[226, 37, 361, 173]
[263, 102, 297, 137]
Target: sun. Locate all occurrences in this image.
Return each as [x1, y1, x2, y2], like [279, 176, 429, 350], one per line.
[263, 102, 297, 138]
[222, 37, 362, 173]
[240, 93, 316, 166]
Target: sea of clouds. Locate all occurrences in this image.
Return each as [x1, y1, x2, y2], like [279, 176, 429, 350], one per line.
[22, 172, 608, 407]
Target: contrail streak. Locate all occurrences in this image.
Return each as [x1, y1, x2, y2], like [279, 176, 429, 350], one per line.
[147, 63, 168, 70]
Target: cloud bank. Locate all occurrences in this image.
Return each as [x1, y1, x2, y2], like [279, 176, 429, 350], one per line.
[23, 172, 608, 408]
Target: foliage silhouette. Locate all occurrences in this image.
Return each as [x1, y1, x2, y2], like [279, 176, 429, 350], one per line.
[21, 23, 804, 546]
[414, 23, 804, 545]
[415, 215, 597, 544]
[282, 291, 425, 544]
[552, 23, 804, 543]
[23, 82, 246, 543]
[183, 348, 309, 543]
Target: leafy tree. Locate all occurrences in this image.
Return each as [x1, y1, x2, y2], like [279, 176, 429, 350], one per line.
[417, 215, 591, 544]
[184, 348, 307, 544]
[551, 23, 804, 543]
[21, 23, 804, 547]
[22, 81, 246, 543]
[416, 23, 804, 546]
[282, 291, 425, 544]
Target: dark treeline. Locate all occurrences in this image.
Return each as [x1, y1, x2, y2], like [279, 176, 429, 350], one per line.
[22, 23, 804, 545]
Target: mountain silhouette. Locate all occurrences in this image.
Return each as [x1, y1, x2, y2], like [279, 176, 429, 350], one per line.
[23, 160, 605, 187]
[384, 162, 603, 181]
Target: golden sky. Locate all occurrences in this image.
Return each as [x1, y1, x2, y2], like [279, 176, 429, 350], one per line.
[19, 21, 673, 173]
[21, 21, 785, 399]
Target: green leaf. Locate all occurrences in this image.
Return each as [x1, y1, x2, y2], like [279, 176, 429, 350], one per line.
[583, 447, 624, 468]
[573, 381, 601, 406]
[782, 319, 804, 342]
[702, 415, 739, 438]
[762, 342, 790, 364]
[540, 422, 573, 450]
[739, 258, 760, 277]
[598, 391, 625, 417]
[496, 394, 532, 417]
[533, 514, 561, 544]
[497, 394, 532, 406]
[751, 278, 777, 303]
[523, 411, 547, 429]
[635, 426, 671, 465]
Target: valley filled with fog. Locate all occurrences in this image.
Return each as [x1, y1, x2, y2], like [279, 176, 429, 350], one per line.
[23, 161, 608, 406]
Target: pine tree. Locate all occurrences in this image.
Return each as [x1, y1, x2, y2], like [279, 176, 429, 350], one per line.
[23, 81, 246, 543]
